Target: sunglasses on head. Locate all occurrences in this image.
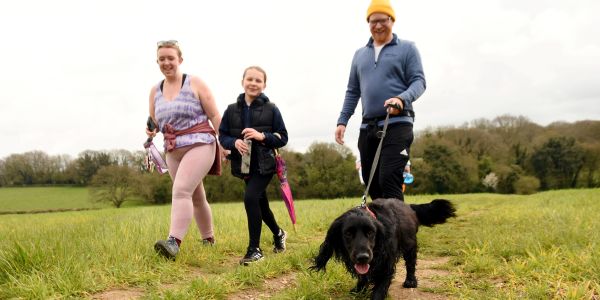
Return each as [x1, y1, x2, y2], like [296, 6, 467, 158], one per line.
[157, 40, 179, 47]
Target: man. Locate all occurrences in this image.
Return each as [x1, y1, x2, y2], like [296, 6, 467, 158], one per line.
[335, 0, 426, 201]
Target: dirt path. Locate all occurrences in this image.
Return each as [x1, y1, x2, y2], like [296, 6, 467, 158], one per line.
[226, 273, 297, 300]
[227, 256, 452, 300]
[89, 265, 206, 300]
[90, 257, 451, 299]
[389, 257, 451, 300]
[90, 288, 144, 300]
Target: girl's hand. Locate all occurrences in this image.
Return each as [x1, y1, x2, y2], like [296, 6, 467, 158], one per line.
[241, 128, 266, 141]
[235, 139, 249, 155]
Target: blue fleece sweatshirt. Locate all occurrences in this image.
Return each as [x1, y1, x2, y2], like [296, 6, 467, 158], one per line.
[337, 34, 426, 127]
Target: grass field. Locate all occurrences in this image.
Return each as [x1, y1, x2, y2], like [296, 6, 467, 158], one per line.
[0, 187, 143, 214]
[0, 188, 599, 299]
[0, 187, 105, 213]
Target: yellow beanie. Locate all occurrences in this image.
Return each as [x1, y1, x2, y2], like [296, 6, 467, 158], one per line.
[366, 0, 396, 22]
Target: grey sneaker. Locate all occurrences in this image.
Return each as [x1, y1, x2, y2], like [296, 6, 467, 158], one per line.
[273, 229, 287, 253]
[154, 237, 179, 260]
[202, 236, 215, 246]
[239, 247, 264, 266]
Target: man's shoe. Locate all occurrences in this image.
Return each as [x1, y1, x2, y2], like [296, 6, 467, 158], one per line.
[154, 237, 179, 260]
[239, 247, 264, 266]
[273, 229, 287, 253]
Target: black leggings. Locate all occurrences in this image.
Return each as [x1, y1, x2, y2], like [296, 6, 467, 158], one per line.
[244, 172, 280, 248]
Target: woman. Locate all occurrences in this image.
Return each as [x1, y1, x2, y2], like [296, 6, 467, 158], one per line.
[219, 66, 289, 265]
[147, 40, 223, 260]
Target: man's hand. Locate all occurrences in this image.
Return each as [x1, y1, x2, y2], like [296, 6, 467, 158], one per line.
[335, 125, 346, 145]
[384, 97, 404, 115]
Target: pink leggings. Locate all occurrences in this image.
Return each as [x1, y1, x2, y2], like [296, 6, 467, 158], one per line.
[166, 143, 215, 241]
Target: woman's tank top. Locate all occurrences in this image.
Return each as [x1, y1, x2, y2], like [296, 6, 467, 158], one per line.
[154, 75, 215, 150]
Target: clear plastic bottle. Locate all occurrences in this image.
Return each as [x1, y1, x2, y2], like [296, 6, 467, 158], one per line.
[144, 142, 169, 174]
[144, 116, 168, 174]
[403, 172, 414, 184]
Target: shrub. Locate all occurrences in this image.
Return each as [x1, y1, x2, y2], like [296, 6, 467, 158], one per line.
[514, 175, 540, 195]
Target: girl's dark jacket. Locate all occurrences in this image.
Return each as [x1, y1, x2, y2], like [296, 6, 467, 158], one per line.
[219, 93, 288, 178]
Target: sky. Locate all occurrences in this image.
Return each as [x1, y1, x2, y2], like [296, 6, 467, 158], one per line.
[1, 0, 599, 159]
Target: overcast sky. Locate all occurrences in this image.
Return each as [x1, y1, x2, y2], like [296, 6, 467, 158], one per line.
[1, 0, 599, 159]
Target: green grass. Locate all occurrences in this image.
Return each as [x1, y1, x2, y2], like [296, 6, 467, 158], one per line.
[0, 189, 599, 299]
[0, 187, 145, 213]
[0, 187, 106, 213]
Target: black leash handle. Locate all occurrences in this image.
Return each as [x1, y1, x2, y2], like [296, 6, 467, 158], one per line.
[146, 116, 158, 144]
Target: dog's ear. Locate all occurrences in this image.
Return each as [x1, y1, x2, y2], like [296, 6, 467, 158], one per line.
[373, 219, 387, 253]
[310, 214, 346, 271]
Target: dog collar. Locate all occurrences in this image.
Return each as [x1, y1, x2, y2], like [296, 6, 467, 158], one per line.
[361, 205, 377, 219]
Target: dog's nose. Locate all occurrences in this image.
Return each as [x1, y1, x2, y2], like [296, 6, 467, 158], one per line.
[356, 252, 370, 264]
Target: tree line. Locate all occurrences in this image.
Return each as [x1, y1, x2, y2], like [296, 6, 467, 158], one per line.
[0, 115, 598, 206]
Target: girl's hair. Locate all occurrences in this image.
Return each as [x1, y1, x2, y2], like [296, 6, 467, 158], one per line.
[157, 40, 182, 58]
[243, 66, 267, 83]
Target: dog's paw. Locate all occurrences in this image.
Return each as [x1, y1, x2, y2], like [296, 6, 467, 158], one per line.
[402, 279, 418, 288]
[350, 287, 367, 294]
[308, 265, 324, 272]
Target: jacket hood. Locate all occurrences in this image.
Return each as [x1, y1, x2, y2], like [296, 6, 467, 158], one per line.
[236, 93, 270, 106]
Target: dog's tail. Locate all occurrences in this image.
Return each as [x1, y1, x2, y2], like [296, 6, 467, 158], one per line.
[410, 199, 456, 227]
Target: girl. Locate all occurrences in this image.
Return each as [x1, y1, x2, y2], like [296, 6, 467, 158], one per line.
[219, 66, 289, 265]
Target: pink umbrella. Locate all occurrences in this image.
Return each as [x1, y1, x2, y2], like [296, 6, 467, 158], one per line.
[274, 149, 297, 232]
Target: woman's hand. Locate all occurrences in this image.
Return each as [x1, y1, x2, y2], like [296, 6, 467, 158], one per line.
[241, 128, 266, 142]
[146, 127, 157, 138]
[235, 139, 249, 155]
[218, 144, 230, 160]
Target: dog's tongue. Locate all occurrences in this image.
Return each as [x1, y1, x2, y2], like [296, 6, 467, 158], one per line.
[354, 263, 370, 274]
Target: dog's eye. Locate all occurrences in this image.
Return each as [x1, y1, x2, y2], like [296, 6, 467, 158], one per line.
[366, 230, 375, 238]
[344, 231, 353, 239]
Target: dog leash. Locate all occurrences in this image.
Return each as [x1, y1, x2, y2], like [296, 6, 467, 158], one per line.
[360, 107, 396, 217]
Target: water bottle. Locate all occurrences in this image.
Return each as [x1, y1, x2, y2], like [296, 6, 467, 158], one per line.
[144, 117, 168, 174]
[403, 172, 414, 184]
[241, 139, 252, 174]
[145, 142, 169, 174]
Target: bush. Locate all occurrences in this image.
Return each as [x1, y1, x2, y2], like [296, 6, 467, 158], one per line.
[514, 175, 540, 195]
[482, 172, 499, 192]
[136, 173, 172, 204]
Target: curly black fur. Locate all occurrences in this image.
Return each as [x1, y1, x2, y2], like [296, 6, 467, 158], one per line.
[310, 198, 456, 300]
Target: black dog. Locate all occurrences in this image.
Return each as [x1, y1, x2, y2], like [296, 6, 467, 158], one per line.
[310, 198, 456, 300]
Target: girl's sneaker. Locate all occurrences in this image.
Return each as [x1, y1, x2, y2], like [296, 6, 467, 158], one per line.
[239, 247, 264, 265]
[273, 229, 287, 253]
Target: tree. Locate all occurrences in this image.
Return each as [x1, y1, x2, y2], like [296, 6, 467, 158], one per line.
[89, 165, 138, 208]
[76, 150, 112, 185]
[530, 137, 585, 189]
[204, 161, 246, 202]
[303, 142, 362, 198]
[1, 154, 34, 185]
[494, 164, 521, 194]
[420, 144, 470, 194]
[0, 159, 5, 186]
[580, 144, 600, 188]
[135, 172, 172, 204]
